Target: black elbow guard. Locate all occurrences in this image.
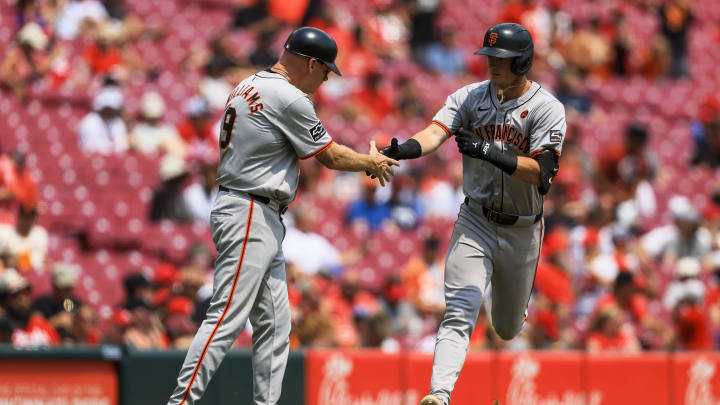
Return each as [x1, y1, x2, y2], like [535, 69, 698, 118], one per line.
[534, 149, 559, 195]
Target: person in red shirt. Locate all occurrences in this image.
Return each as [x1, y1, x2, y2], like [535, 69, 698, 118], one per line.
[0, 268, 60, 348]
[349, 70, 394, 122]
[3, 151, 38, 213]
[176, 96, 217, 148]
[586, 306, 641, 352]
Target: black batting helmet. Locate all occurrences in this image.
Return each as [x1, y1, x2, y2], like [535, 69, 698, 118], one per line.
[284, 27, 342, 76]
[475, 23, 534, 76]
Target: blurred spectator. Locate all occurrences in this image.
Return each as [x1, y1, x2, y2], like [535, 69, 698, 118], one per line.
[597, 124, 658, 211]
[1, 151, 39, 214]
[0, 22, 54, 101]
[78, 86, 129, 154]
[642, 196, 713, 263]
[177, 96, 218, 148]
[346, 175, 392, 231]
[249, 31, 278, 68]
[164, 295, 196, 348]
[83, 20, 146, 77]
[586, 306, 641, 352]
[129, 92, 187, 156]
[103, 308, 131, 346]
[347, 70, 394, 122]
[283, 205, 343, 276]
[0, 268, 60, 348]
[183, 160, 219, 223]
[388, 173, 423, 229]
[32, 263, 83, 340]
[71, 305, 100, 345]
[123, 272, 154, 309]
[422, 28, 466, 76]
[396, 76, 426, 119]
[0, 148, 15, 225]
[402, 231, 444, 313]
[232, 0, 274, 31]
[16, 0, 54, 31]
[639, 36, 672, 80]
[691, 98, 720, 168]
[407, 0, 441, 62]
[662, 257, 711, 350]
[608, 11, 632, 76]
[563, 19, 612, 76]
[555, 68, 591, 114]
[419, 156, 463, 220]
[658, 0, 693, 77]
[150, 155, 192, 223]
[0, 207, 48, 272]
[123, 299, 169, 349]
[200, 60, 235, 111]
[364, 0, 410, 59]
[55, 0, 109, 40]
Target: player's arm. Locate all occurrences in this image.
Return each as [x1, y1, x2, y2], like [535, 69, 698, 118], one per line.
[316, 141, 399, 186]
[377, 123, 449, 160]
[455, 129, 557, 191]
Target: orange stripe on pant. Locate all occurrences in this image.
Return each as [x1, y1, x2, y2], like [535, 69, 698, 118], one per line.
[179, 200, 255, 405]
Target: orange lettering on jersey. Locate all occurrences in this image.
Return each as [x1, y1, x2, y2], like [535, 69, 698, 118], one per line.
[246, 92, 261, 106]
[240, 86, 253, 99]
[250, 103, 264, 114]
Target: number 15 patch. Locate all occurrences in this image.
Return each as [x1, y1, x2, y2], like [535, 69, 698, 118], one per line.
[548, 129, 563, 143]
[309, 122, 326, 142]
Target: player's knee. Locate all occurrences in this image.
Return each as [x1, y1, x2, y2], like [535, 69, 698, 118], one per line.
[492, 320, 522, 341]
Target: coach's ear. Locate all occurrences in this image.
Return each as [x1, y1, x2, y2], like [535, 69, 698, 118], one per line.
[534, 149, 559, 195]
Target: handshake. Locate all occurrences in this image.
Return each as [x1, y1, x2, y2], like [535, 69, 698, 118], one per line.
[365, 137, 422, 183]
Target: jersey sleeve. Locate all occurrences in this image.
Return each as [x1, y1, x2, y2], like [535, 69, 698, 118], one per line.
[431, 86, 472, 136]
[277, 96, 333, 159]
[528, 100, 566, 158]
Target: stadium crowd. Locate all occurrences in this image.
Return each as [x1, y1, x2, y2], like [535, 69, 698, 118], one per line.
[1, 0, 720, 354]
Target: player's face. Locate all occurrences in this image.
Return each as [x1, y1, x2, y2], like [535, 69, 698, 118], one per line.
[487, 56, 515, 87]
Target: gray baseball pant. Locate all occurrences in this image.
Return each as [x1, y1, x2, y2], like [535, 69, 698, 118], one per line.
[167, 191, 290, 405]
[430, 202, 543, 404]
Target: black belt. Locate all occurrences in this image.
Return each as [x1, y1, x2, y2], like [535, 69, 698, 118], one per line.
[464, 197, 542, 226]
[219, 185, 287, 214]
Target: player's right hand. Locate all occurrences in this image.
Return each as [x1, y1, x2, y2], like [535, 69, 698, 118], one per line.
[369, 140, 399, 187]
[379, 138, 402, 160]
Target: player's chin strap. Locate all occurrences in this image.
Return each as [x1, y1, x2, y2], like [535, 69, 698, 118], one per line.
[497, 79, 528, 104]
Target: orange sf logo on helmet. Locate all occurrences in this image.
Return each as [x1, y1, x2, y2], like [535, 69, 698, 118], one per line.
[488, 32, 498, 46]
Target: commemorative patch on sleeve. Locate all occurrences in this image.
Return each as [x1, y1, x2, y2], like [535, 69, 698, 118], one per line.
[309, 122, 326, 142]
[548, 129, 563, 143]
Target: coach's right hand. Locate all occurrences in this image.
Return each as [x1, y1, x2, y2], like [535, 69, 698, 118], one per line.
[368, 140, 399, 187]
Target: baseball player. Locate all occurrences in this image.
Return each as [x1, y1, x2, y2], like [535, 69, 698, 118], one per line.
[376, 23, 566, 405]
[166, 27, 398, 405]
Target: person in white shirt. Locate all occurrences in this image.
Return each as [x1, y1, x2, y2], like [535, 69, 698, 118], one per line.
[56, 0, 109, 40]
[282, 205, 342, 276]
[77, 87, 129, 155]
[129, 92, 187, 156]
[183, 159, 219, 223]
[0, 207, 48, 271]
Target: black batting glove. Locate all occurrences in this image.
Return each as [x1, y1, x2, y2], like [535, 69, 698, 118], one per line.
[365, 137, 422, 177]
[454, 129, 486, 159]
[454, 128, 518, 175]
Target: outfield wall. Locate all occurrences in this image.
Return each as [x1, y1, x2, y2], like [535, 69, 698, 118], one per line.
[1, 346, 718, 405]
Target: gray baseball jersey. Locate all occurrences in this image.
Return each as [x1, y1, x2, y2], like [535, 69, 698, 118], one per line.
[168, 70, 332, 405]
[432, 80, 566, 215]
[425, 80, 565, 405]
[216, 70, 334, 205]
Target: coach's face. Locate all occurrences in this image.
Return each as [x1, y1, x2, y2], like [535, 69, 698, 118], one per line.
[303, 58, 330, 94]
[487, 56, 515, 88]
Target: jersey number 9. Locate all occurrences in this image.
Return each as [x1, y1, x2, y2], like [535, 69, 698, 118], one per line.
[219, 107, 237, 150]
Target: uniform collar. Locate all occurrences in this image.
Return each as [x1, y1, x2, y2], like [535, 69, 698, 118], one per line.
[490, 81, 539, 109]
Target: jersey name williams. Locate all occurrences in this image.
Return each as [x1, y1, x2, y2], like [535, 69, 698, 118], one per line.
[226, 84, 264, 114]
[473, 123, 530, 154]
